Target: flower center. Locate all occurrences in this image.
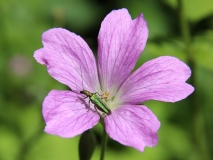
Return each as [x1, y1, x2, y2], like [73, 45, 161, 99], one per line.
[100, 90, 122, 111]
[101, 91, 110, 101]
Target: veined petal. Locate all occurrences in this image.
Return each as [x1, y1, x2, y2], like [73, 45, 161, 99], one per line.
[98, 8, 148, 93]
[43, 90, 100, 138]
[104, 105, 160, 152]
[120, 56, 194, 103]
[34, 28, 100, 92]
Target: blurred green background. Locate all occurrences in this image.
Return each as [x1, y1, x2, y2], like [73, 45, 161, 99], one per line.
[0, 0, 213, 160]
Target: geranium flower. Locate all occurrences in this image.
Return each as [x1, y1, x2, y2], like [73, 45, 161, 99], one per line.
[34, 8, 194, 152]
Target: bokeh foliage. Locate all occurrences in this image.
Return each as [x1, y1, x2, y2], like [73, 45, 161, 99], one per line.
[0, 0, 213, 160]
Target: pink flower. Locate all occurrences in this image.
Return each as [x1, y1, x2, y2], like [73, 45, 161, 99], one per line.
[34, 8, 194, 152]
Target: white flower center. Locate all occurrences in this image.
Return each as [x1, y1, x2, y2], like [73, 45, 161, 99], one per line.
[100, 90, 122, 111]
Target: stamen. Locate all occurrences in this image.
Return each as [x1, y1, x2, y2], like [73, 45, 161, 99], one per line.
[101, 91, 110, 101]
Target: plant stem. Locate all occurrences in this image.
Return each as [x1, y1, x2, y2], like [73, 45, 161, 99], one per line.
[18, 123, 44, 160]
[178, 0, 209, 159]
[100, 120, 108, 160]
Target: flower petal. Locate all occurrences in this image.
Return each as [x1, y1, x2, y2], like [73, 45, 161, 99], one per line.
[104, 105, 160, 152]
[43, 90, 100, 137]
[98, 9, 148, 93]
[34, 28, 100, 92]
[120, 56, 194, 103]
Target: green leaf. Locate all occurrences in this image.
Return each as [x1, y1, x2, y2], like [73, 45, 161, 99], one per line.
[135, 40, 187, 69]
[165, 0, 213, 22]
[78, 130, 96, 160]
[192, 30, 213, 70]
